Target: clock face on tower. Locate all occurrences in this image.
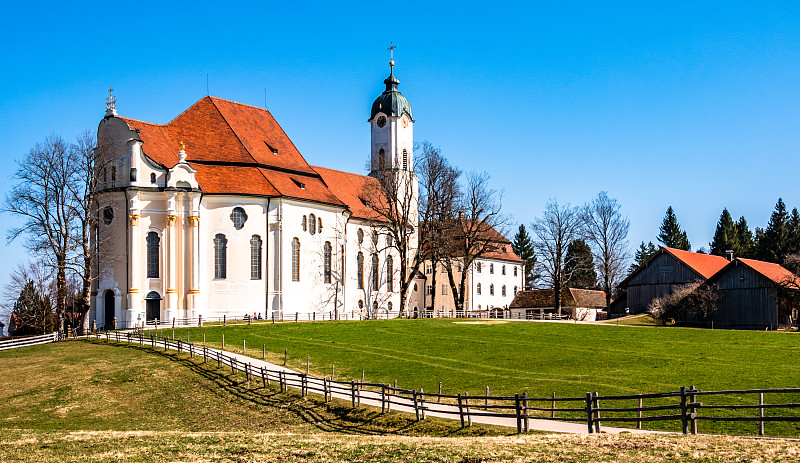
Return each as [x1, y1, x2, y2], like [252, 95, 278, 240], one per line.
[401, 116, 408, 128]
[376, 115, 386, 128]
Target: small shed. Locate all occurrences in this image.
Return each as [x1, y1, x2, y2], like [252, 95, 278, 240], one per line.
[707, 258, 799, 330]
[509, 288, 607, 320]
[619, 247, 729, 314]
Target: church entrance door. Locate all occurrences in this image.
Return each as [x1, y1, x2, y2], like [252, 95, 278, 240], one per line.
[104, 290, 115, 329]
[145, 292, 161, 323]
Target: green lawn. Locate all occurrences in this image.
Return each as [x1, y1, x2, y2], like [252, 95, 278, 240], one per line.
[152, 318, 800, 435]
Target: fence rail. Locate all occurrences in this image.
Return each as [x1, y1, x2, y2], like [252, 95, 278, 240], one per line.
[87, 330, 800, 435]
[0, 332, 60, 351]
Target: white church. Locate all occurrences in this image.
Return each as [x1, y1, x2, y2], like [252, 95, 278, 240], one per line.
[91, 61, 523, 328]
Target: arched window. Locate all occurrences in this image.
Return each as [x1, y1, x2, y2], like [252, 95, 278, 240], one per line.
[323, 241, 332, 284]
[214, 234, 227, 279]
[302, 215, 307, 232]
[489, 263, 494, 274]
[371, 253, 379, 289]
[490, 284, 495, 296]
[309, 213, 316, 235]
[358, 300, 364, 309]
[514, 266, 518, 277]
[502, 285, 507, 297]
[502, 265, 506, 275]
[291, 237, 300, 281]
[477, 283, 482, 295]
[146, 232, 160, 278]
[357, 252, 364, 289]
[402, 149, 408, 170]
[318, 217, 322, 232]
[386, 255, 393, 292]
[372, 230, 378, 246]
[388, 301, 393, 311]
[357, 228, 364, 244]
[378, 148, 386, 171]
[150, 172, 157, 184]
[414, 283, 418, 292]
[230, 207, 247, 230]
[373, 301, 378, 312]
[386, 234, 392, 247]
[477, 262, 482, 273]
[250, 235, 262, 280]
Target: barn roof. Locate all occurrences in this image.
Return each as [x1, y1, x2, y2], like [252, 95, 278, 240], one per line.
[621, 246, 730, 287]
[715, 258, 800, 286]
[509, 288, 606, 309]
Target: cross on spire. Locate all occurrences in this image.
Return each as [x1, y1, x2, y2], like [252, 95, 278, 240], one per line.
[105, 87, 117, 116]
[388, 42, 396, 71]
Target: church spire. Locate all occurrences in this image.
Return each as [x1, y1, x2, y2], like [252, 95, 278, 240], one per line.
[105, 87, 117, 117]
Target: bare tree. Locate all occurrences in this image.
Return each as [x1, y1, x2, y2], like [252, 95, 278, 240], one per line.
[580, 191, 630, 308]
[3, 135, 81, 332]
[444, 171, 506, 312]
[66, 131, 99, 332]
[531, 199, 581, 317]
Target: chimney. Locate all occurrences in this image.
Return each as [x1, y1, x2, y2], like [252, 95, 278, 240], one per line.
[726, 250, 734, 261]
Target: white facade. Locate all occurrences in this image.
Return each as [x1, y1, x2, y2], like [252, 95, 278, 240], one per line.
[91, 67, 415, 328]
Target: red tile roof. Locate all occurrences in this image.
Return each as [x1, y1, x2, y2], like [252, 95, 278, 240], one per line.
[312, 166, 385, 221]
[662, 247, 730, 279]
[117, 96, 345, 207]
[734, 258, 799, 285]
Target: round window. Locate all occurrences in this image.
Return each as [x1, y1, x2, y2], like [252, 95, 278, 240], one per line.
[102, 207, 114, 225]
[230, 207, 247, 230]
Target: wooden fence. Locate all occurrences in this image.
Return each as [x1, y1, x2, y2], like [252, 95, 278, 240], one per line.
[0, 332, 60, 351]
[90, 330, 800, 435]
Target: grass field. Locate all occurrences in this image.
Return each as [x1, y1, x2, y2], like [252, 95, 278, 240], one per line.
[2, 340, 800, 461]
[152, 318, 800, 435]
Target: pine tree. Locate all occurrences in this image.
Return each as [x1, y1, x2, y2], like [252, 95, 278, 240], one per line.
[657, 206, 691, 250]
[11, 280, 55, 336]
[755, 198, 791, 263]
[511, 224, 537, 289]
[564, 239, 598, 289]
[629, 241, 658, 272]
[736, 217, 754, 258]
[710, 208, 739, 258]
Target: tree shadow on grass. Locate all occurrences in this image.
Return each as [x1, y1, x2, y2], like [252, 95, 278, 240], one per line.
[82, 339, 506, 437]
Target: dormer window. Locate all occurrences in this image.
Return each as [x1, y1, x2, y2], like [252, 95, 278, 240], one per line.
[230, 207, 247, 230]
[265, 142, 278, 155]
[292, 178, 305, 189]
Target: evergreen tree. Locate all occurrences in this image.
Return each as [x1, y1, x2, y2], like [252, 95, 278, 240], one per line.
[657, 206, 691, 250]
[736, 216, 754, 258]
[511, 224, 537, 289]
[755, 198, 792, 263]
[709, 208, 739, 258]
[564, 239, 598, 289]
[11, 280, 55, 336]
[629, 241, 658, 273]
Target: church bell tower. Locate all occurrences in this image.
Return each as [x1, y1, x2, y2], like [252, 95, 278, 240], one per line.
[369, 48, 414, 178]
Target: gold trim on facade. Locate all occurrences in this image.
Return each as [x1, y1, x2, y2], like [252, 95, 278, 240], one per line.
[166, 289, 177, 294]
[129, 289, 139, 294]
[188, 289, 200, 294]
[129, 214, 140, 226]
[167, 215, 177, 226]
[189, 216, 200, 227]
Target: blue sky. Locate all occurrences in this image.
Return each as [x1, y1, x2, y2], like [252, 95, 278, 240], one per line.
[2, 1, 800, 305]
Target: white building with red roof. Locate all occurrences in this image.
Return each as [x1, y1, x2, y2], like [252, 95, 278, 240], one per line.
[91, 63, 416, 328]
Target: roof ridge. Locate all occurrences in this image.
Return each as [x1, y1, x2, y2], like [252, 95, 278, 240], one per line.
[206, 97, 261, 166]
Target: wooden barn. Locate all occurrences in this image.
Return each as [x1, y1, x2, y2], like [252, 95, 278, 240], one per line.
[619, 247, 729, 314]
[509, 288, 607, 320]
[707, 258, 799, 330]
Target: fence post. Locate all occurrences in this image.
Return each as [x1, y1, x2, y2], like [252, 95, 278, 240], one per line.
[465, 392, 472, 427]
[231, 357, 236, 375]
[357, 380, 361, 407]
[759, 392, 765, 436]
[690, 386, 699, 435]
[637, 396, 643, 429]
[515, 394, 522, 433]
[523, 392, 529, 432]
[413, 390, 420, 421]
[438, 382, 442, 403]
[279, 371, 284, 392]
[295, 313, 298, 322]
[261, 366, 266, 388]
[223, 314, 226, 326]
[593, 392, 601, 433]
[458, 393, 465, 428]
[679, 386, 688, 434]
[217, 351, 221, 369]
[302, 374, 307, 397]
[419, 388, 426, 420]
[243, 340, 246, 355]
[284, 348, 287, 366]
[485, 386, 489, 407]
[585, 392, 594, 434]
[351, 380, 356, 407]
[381, 385, 386, 413]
